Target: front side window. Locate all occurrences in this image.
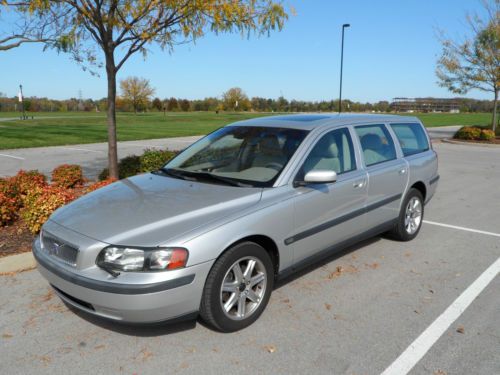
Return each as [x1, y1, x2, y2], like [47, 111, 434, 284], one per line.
[390, 123, 430, 156]
[355, 124, 396, 166]
[298, 128, 356, 179]
[164, 126, 308, 187]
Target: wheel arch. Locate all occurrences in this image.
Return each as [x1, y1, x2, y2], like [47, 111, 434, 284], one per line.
[410, 181, 427, 201]
[226, 235, 280, 278]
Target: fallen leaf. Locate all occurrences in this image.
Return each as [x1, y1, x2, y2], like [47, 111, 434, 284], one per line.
[365, 262, 379, 269]
[94, 344, 106, 350]
[281, 298, 290, 304]
[324, 303, 332, 311]
[456, 326, 465, 334]
[434, 370, 447, 375]
[264, 345, 276, 353]
[2, 333, 13, 338]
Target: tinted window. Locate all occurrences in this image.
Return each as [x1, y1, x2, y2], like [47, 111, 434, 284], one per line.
[355, 124, 397, 166]
[390, 123, 430, 156]
[300, 128, 356, 177]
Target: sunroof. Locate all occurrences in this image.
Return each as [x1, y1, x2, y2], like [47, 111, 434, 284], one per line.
[268, 115, 332, 122]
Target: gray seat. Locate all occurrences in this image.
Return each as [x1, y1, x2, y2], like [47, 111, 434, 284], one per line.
[303, 135, 341, 174]
[252, 135, 287, 168]
[360, 133, 386, 165]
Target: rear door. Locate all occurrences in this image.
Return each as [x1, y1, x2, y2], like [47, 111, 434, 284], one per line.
[353, 124, 408, 229]
[289, 127, 368, 263]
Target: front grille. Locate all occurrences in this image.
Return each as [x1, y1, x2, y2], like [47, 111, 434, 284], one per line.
[40, 231, 78, 267]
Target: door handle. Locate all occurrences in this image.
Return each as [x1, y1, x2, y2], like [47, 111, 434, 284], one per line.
[353, 180, 365, 188]
[398, 168, 407, 175]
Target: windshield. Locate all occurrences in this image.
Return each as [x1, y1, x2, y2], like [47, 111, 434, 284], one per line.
[164, 126, 309, 187]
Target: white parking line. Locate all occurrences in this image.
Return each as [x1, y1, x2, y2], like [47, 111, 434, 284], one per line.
[423, 220, 500, 238]
[0, 153, 25, 160]
[59, 147, 103, 153]
[381, 256, 500, 375]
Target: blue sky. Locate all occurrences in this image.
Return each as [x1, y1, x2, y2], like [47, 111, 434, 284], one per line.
[0, 0, 491, 102]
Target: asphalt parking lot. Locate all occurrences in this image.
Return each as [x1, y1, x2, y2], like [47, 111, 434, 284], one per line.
[0, 141, 499, 375]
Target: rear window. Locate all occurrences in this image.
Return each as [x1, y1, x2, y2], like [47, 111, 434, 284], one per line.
[390, 123, 430, 156]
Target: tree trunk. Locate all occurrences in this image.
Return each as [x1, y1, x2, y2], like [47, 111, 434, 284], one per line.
[105, 53, 119, 179]
[493, 89, 498, 134]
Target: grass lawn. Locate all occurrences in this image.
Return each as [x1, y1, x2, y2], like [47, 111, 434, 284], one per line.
[0, 111, 493, 149]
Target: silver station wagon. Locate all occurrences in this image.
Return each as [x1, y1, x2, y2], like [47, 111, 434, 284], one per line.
[33, 114, 439, 332]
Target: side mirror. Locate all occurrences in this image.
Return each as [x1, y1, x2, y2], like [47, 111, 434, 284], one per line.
[295, 170, 337, 187]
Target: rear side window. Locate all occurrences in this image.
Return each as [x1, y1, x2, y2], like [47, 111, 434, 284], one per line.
[390, 123, 430, 156]
[355, 124, 397, 166]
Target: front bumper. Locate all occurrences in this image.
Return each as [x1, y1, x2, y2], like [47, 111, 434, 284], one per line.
[33, 238, 213, 323]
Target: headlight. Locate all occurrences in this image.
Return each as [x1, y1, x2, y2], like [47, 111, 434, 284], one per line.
[97, 246, 188, 272]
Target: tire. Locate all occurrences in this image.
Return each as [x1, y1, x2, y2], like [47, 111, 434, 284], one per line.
[200, 241, 274, 332]
[388, 188, 424, 241]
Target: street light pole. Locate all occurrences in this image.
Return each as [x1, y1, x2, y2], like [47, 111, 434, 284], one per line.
[339, 23, 350, 113]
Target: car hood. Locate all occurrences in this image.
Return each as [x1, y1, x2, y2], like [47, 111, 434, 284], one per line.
[49, 173, 262, 247]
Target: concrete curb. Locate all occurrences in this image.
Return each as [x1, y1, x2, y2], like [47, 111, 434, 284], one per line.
[0, 252, 36, 275]
[442, 138, 500, 148]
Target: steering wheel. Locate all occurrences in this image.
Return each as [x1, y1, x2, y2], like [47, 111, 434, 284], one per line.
[265, 162, 283, 171]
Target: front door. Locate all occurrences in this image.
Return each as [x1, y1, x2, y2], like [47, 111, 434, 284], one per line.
[289, 127, 368, 263]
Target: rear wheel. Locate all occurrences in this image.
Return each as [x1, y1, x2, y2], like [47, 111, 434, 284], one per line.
[200, 241, 274, 332]
[389, 188, 424, 241]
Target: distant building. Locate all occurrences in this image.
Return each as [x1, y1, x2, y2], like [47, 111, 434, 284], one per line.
[391, 97, 460, 113]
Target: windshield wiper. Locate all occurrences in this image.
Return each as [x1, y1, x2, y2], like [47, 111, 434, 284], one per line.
[155, 168, 196, 181]
[157, 168, 251, 187]
[189, 172, 252, 187]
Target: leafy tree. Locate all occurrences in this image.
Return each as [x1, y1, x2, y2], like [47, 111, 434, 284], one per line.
[179, 99, 190, 112]
[152, 97, 162, 111]
[8, 1, 288, 178]
[222, 87, 250, 111]
[437, 0, 500, 132]
[167, 97, 178, 112]
[119, 76, 155, 113]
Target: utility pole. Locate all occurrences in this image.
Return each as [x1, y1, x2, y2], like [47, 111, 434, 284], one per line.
[339, 24, 350, 113]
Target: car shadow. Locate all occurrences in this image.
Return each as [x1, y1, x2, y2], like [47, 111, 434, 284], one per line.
[274, 236, 381, 289]
[65, 303, 199, 337]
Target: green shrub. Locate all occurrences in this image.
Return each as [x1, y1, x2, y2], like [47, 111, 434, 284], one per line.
[139, 149, 177, 173]
[0, 192, 17, 226]
[98, 168, 110, 181]
[479, 129, 495, 140]
[455, 126, 482, 140]
[99, 149, 177, 180]
[21, 186, 76, 233]
[98, 155, 140, 180]
[51, 164, 85, 188]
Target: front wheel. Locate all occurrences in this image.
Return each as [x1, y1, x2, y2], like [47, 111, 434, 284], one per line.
[388, 188, 424, 241]
[200, 242, 274, 332]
